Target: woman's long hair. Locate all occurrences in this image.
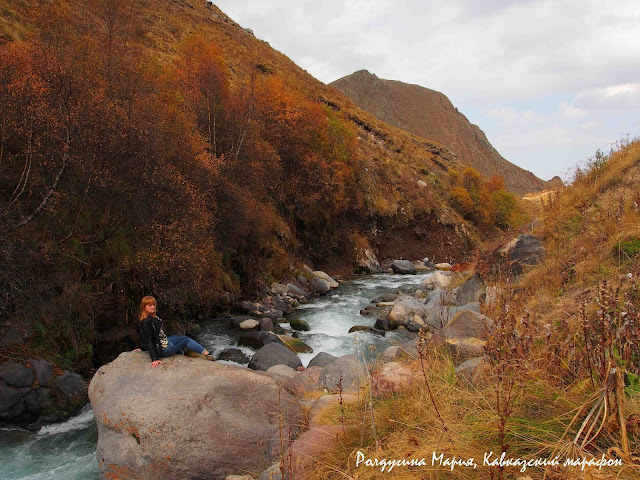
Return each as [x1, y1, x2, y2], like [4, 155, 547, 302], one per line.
[139, 296, 157, 321]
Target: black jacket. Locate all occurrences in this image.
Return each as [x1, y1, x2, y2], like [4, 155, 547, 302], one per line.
[139, 316, 164, 361]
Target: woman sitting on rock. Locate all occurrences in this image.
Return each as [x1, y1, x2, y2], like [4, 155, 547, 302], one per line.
[138, 296, 214, 367]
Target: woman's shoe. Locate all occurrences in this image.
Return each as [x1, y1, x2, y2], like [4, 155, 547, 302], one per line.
[205, 353, 215, 361]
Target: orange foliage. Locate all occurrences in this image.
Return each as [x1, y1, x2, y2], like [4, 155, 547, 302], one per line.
[449, 167, 518, 228]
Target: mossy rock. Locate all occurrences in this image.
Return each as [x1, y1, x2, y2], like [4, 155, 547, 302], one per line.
[289, 318, 310, 331]
[278, 335, 313, 354]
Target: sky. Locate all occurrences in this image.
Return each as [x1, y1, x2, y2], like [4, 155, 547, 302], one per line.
[214, 0, 640, 181]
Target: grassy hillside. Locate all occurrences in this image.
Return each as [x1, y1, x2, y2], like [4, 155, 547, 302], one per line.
[331, 69, 548, 196]
[302, 140, 640, 479]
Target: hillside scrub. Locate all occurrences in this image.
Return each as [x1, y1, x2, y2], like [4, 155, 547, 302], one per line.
[0, 3, 364, 369]
[0, 0, 521, 372]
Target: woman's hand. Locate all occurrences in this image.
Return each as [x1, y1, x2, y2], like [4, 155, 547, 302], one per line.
[151, 360, 163, 368]
[133, 348, 141, 352]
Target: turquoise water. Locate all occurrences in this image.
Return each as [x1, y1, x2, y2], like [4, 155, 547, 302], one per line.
[0, 405, 99, 480]
[0, 271, 432, 479]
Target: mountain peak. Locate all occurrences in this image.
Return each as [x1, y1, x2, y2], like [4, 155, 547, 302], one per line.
[330, 71, 546, 195]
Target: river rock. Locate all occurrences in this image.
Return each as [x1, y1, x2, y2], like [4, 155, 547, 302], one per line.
[348, 325, 385, 336]
[373, 361, 415, 395]
[455, 274, 485, 305]
[287, 283, 307, 298]
[55, 371, 87, 405]
[239, 319, 259, 330]
[435, 262, 453, 271]
[437, 310, 493, 357]
[266, 364, 297, 378]
[241, 301, 260, 315]
[0, 361, 34, 388]
[374, 317, 391, 331]
[279, 335, 313, 354]
[309, 277, 330, 295]
[24, 390, 40, 414]
[258, 464, 283, 480]
[308, 394, 359, 427]
[455, 356, 489, 376]
[289, 318, 310, 331]
[381, 346, 401, 362]
[248, 343, 303, 371]
[270, 282, 288, 295]
[422, 302, 482, 329]
[258, 310, 284, 321]
[391, 260, 416, 274]
[238, 331, 283, 350]
[421, 271, 452, 290]
[89, 352, 302, 480]
[307, 352, 337, 369]
[0, 381, 25, 419]
[285, 425, 344, 479]
[388, 295, 428, 328]
[318, 355, 366, 394]
[406, 321, 423, 332]
[217, 348, 250, 364]
[296, 275, 310, 291]
[259, 318, 275, 332]
[284, 366, 323, 396]
[313, 271, 338, 288]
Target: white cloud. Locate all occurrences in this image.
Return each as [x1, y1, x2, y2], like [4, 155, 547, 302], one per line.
[574, 83, 640, 110]
[486, 107, 545, 126]
[213, 0, 640, 179]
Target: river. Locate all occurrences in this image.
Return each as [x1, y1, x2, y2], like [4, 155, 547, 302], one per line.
[0, 271, 431, 479]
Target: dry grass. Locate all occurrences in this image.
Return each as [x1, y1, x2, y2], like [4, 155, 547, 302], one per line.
[299, 141, 640, 480]
[302, 347, 640, 480]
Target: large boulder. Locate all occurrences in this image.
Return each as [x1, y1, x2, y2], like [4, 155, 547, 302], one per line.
[391, 260, 416, 275]
[285, 425, 344, 479]
[289, 318, 310, 331]
[248, 343, 303, 371]
[421, 271, 452, 290]
[286, 283, 307, 298]
[422, 302, 481, 329]
[55, 371, 87, 405]
[0, 360, 34, 388]
[217, 348, 250, 364]
[313, 271, 339, 288]
[373, 362, 415, 395]
[30, 359, 54, 386]
[318, 354, 366, 394]
[308, 394, 359, 427]
[278, 335, 313, 354]
[238, 331, 283, 350]
[270, 282, 289, 295]
[309, 277, 330, 295]
[479, 234, 546, 280]
[454, 274, 486, 305]
[307, 352, 337, 369]
[89, 352, 302, 480]
[284, 366, 324, 396]
[437, 310, 493, 357]
[388, 295, 428, 328]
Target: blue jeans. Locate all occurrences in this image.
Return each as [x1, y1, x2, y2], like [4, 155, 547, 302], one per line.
[160, 335, 207, 357]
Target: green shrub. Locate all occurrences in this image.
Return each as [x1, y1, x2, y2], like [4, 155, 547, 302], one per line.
[614, 237, 640, 259]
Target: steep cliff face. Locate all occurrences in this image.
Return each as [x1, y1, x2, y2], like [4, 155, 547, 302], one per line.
[331, 70, 547, 196]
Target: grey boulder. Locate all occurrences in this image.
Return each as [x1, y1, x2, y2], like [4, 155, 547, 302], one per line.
[318, 354, 366, 393]
[248, 343, 302, 371]
[391, 260, 416, 275]
[89, 352, 302, 480]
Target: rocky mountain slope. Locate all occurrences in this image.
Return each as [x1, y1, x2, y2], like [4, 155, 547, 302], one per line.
[331, 70, 547, 196]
